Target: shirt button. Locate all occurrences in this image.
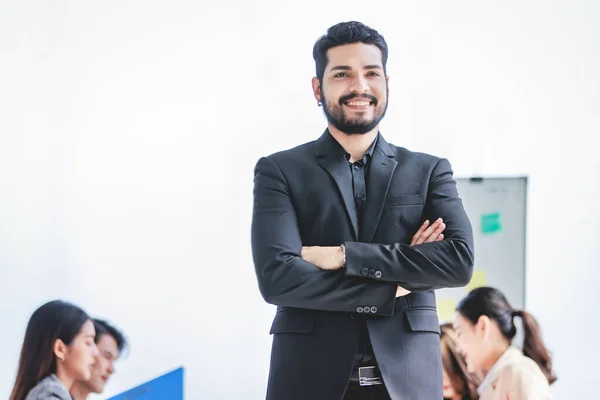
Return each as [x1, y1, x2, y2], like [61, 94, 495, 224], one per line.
[354, 165, 360, 170]
[357, 193, 364, 199]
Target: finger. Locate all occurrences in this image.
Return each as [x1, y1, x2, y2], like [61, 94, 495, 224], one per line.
[415, 220, 437, 245]
[436, 233, 444, 241]
[425, 222, 446, 243]
[412, 220, 430, 242]
[416, 218, 442, 244]
[411, 220, 430, 245]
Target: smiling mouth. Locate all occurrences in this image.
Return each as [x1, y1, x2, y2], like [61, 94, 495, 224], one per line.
[344, 99, 373, 107]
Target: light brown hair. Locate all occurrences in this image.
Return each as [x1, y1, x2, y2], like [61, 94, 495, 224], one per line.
[440, 322, 480, 400]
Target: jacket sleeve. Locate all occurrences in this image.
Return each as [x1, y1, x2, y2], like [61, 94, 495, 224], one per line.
[251, 156, 398, 315]
[344, 158, 474, 291]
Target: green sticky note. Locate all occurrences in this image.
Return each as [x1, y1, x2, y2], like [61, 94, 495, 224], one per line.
[481, 212, 502, 234]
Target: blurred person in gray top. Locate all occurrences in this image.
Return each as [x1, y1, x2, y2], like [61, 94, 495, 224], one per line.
[10, 300, 99, 400]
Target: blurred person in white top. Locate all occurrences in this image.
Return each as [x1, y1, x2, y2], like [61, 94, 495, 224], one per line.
[453, 287, 556, 400]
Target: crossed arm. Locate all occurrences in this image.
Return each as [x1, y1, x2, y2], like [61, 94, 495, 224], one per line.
[251, 156, 474, 316]
[302, 218, 447, 297]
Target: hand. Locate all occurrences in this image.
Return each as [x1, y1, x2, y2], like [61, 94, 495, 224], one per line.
[396, 219, 446, 298]
[396, 286, 411, 297]
[411, 218, 446, 246]
[301, 246, 344, 271]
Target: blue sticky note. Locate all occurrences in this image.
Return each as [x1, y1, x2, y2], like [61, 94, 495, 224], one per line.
[481, 213, 502, 234]
[107, 367, 184, 400]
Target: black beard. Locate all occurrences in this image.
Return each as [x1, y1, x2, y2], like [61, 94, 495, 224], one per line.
[322, 92, 388, 135]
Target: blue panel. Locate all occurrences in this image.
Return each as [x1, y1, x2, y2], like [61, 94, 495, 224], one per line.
[107, 367, 184, 400]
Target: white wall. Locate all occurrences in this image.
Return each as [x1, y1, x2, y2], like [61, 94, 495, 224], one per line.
[1, 0, 598, 398]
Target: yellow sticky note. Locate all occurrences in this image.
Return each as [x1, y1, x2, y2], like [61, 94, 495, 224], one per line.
[466, 270, 487, 292]
[436, 299, 457, 323]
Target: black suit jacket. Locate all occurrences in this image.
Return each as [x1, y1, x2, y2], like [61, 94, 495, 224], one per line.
[251, 131, 474, 400]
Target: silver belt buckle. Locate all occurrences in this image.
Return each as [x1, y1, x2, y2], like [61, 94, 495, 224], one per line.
[358, 366, 383, 386]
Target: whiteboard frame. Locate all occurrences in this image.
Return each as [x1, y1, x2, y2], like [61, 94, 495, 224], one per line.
[453, 175, 529, 310]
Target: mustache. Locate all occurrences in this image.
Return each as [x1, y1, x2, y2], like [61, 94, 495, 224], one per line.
[338, 93, 378, 106]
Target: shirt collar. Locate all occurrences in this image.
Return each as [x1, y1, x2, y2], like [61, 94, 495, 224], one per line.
[328, 130, 379, 163]
[477, 346, 523, 395]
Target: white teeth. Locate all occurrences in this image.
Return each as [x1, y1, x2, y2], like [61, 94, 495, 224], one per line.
[346, 101, 370, 106]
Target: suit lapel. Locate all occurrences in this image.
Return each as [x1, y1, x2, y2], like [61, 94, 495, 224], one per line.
[316, 132, 359, 240]
[361, 136, 397, 243]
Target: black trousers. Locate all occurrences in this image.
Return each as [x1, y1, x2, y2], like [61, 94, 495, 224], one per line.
[342, 383, 391, 400]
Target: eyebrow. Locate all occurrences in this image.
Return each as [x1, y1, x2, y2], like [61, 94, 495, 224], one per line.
[329, 65, 383, 72]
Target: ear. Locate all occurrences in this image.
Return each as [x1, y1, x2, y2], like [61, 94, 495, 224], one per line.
[311, 77, 322, 104]
[53, 338, 67, 362]
[386, 75, 390, 94]
[475, 315, 491, 339]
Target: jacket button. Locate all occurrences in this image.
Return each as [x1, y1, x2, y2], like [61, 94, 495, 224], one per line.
[368, 269, 375, 277]
[356, 306, 364, 313]
[375, 271, 382, 278]
[370, 306, 378, 313]
[363, 306, 370, 313]
[360, 268, 369, 276]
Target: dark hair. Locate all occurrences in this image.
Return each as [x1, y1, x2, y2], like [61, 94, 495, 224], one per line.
[312, 21, 389, 83]
[456, 287, 557, 384]
[10, 300, 91, 400]
[93, 319, 127, 354]
[440, 323, 480, 400]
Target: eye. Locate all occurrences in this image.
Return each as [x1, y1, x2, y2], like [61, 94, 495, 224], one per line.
[334, 72, 348, 78]
[367, 71, 381, 77]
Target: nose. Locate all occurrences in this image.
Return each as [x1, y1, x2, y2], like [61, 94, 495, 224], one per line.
[107, 361, 115, 374]
[92, 344, 100, 358]
[350, 75, 369, 93]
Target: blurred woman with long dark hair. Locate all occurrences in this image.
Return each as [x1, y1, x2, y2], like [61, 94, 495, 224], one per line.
[10, 300, 99, 400]
[454, 287, 556, 399]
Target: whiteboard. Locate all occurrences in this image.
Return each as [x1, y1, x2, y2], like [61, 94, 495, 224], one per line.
[435, 177, 527, 324]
